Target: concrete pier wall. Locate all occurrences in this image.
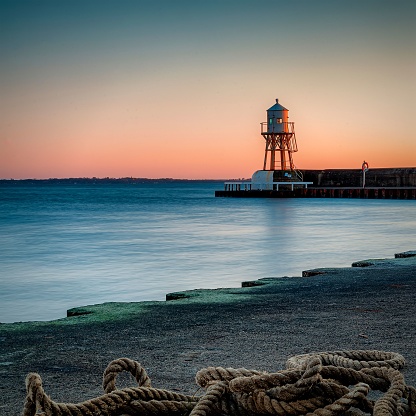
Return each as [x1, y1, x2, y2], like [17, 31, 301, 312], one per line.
[301, 168, 416, 188]
[215, 187, 416, 199]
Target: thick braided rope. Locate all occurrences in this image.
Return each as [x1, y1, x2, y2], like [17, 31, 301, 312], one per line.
[103, 357, 151, 393]
[23, 358, 198, 416]
[286, 350, 405, 371]
[22, 350, 415, 416]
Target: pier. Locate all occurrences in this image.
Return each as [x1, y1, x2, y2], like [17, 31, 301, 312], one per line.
[216, 168, 416, 200]
[215, 186, 416, 200]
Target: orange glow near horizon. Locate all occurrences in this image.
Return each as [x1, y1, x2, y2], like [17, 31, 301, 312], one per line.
[2, 93, 414, 180]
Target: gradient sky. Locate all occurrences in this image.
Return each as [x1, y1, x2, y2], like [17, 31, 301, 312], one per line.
[1, 0, 415, 179]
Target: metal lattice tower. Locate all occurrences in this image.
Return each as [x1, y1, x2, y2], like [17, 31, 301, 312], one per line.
[260, 99, 298, 171]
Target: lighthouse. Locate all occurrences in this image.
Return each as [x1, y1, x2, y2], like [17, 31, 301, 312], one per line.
[261, 98, 298, 172]
[249, 98, 304, 190]
[220, 98, 312, 193]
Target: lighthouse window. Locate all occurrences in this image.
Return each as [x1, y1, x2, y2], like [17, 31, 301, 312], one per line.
[269, 118, 273, 125]
[276, 118, 282, 123]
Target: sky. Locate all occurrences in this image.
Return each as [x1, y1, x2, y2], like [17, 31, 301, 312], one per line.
[1, 0, 415, 179]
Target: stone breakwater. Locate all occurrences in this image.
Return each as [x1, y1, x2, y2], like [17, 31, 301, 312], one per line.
[216, 168, 416, 198]
[301, 167, 416, 188]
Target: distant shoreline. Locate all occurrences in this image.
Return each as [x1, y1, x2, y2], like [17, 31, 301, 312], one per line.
[0, 178, 228, 183]
[2, 166, 415, 186]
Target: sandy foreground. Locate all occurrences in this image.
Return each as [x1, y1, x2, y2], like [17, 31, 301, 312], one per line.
[1, 251, 415, 414]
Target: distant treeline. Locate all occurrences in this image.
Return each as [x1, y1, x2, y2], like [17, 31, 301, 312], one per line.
[0, 178, 225, 184]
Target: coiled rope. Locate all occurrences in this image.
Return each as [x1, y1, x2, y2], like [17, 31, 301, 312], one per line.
[23, 350, 416, 416]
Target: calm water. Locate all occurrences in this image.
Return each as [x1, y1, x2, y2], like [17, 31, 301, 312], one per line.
[1, 180, 415, 323]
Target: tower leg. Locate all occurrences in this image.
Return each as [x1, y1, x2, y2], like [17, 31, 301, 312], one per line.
[270, 141, 276, 171]
[288, 152, 294, 171]
[263, 141, 268, 170]
[280, 146, 286, 171]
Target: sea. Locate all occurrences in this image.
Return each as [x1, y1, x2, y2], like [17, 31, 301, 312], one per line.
[1, 179, 415, 324]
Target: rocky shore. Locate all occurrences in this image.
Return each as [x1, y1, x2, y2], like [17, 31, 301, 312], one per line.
[1, 251, 415, 414]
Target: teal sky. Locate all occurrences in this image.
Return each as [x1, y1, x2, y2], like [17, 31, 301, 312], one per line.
[1, 0, 415, 179]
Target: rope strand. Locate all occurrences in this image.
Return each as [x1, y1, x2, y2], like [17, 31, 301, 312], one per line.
[22, 350, 415, 416]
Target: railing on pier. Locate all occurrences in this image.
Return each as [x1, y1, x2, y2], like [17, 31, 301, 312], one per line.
[223, 181, 313, 192]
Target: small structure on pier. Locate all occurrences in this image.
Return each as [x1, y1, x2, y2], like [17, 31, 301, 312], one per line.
[223, 99, 312, 192]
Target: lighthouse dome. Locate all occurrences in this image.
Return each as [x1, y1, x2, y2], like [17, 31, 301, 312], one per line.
[267, 98, 288, 112]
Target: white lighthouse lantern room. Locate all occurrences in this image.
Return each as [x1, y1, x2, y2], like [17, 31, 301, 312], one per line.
[266, 98, 289, 134]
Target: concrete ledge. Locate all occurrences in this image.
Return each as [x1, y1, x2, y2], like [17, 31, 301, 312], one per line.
[352, 261, 375, 268]
[302, 269, 327, 277]
[395, 250, 416, 258]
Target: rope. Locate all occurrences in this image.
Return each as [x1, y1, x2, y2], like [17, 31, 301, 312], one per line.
[22, 350, 416, 416]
